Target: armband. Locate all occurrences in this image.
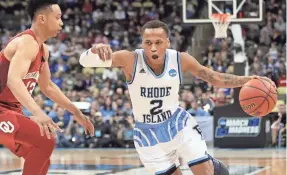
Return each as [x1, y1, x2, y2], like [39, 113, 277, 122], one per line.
[79, 48, 112, 67]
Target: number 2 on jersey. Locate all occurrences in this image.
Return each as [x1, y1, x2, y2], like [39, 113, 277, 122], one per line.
[150, 100, 163, 115]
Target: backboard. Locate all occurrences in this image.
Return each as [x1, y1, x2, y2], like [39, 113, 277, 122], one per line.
[182, 0, 264, 24]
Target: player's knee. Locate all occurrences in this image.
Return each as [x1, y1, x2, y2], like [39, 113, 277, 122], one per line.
[154, 165, 179, 175]
[42, 137, 56, 155]
[47, 137, 56, 150]
[208, 155, 229, 175]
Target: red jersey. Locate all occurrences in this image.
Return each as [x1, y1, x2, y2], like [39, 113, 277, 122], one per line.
[0, 29, 45, 112]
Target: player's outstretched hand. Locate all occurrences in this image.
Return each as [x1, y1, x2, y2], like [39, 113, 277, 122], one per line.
[73, 111, 95, 137]
[91, 43, 112, 61]
[30, 114, 63, 139]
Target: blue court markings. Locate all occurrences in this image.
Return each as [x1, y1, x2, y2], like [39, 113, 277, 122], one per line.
[0, 164, 143, 174]
[50, 164, 142, 170]
[0, 164, 269, 175]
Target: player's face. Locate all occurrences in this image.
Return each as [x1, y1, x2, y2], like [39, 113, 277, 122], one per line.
[141, 28, 170, 65]
[39, 5, 63, 37]
[278, 105, 286, 114]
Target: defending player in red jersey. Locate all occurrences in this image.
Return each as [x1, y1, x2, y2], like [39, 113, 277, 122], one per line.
[0, 0, 94, 175]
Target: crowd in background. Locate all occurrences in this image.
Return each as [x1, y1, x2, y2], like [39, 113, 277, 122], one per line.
[199, 0, 286, 147]
[0, 0, 285, 148]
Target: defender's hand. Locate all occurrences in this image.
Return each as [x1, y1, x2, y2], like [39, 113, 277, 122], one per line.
[91, 44, 112, 61]
[73, 111, 95, 136]
[30, 114, 63, 139]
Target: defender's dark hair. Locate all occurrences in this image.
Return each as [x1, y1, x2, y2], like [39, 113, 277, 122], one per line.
[27, 0, 57, 20]
[141, 20, 170, 37]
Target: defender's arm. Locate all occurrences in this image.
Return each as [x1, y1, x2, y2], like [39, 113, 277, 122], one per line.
[39, 44, 94, 135]
[38, 48, 81, 115]
[7, 35, 44, 115]
[180, 52, 252, 88]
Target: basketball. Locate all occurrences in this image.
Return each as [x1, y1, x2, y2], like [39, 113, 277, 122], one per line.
[239, 78, 278, 117]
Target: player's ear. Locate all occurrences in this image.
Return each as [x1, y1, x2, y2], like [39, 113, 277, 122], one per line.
[140, 39, 144, 48]
[36, 14, 46, 24]
[167, 38, 171, 48]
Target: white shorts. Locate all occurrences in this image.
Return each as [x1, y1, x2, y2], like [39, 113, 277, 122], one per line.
[133, 107, 209, 174]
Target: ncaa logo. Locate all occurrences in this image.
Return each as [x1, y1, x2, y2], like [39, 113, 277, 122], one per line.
[169, 69, 177, 77]
[0, 121, 14, 133]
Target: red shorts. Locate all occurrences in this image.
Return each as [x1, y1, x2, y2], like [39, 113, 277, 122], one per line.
[0, 106, 37, 158]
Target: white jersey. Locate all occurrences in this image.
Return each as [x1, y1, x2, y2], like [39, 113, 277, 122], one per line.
[127, 49, 209, 175]
[127, 49, 183, 124]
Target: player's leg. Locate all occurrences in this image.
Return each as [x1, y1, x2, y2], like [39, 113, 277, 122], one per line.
[177, 117, 229, 175]
[157, 167, 182, 175]
[14, 143, 52, 175]
[40, 159, 51, 175]
[134, 125, 182, 175]
[135, 145, 182, 175]
[190, 156, 229, 175]
[0, 111, 56, 175]
[15, 114, 55, 175]
[133, 110, 193, 175]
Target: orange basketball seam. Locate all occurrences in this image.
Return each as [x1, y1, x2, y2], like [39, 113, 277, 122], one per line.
[248, 97, 269, 116]
[239, 96, 266, 101]
[258, 78, 270, 92]
[258, 78, 277, 112]
[260, 78, 277, 95]
[242, 85, 270, 115]
[257, 78, 272, 114]
[243, 85, 276, 104]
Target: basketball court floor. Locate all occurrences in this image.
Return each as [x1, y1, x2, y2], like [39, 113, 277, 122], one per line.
[0, 147, 285, 175]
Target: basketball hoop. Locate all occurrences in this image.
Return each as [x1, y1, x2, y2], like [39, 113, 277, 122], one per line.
[210, 14, 231, 39]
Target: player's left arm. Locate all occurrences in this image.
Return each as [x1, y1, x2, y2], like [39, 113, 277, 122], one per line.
[38, 44, 94, 135]
[180, 52, 254, 88]
[38, 44, 81, 115]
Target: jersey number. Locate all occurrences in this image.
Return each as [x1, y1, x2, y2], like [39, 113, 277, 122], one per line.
[150, 100, 163, 115]
[26, 81, 36, 94]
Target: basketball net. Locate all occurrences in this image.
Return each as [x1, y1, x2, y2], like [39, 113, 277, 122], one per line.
[210, 14, 231, 39]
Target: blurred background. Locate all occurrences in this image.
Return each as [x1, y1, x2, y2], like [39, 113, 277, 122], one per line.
[0, 0, 285, 150]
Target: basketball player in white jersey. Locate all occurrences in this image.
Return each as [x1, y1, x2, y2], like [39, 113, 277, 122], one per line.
[79, 20, 267, 175]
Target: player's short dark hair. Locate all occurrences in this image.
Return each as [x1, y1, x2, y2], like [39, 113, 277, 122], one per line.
[27, 0, 58, 20]
[141, 20, 170, 37]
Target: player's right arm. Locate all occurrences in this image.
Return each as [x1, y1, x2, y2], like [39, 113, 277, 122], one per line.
[6, 35, 61, 138]
[79, 44, 134, 68]
[79, 44, 135, 81]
